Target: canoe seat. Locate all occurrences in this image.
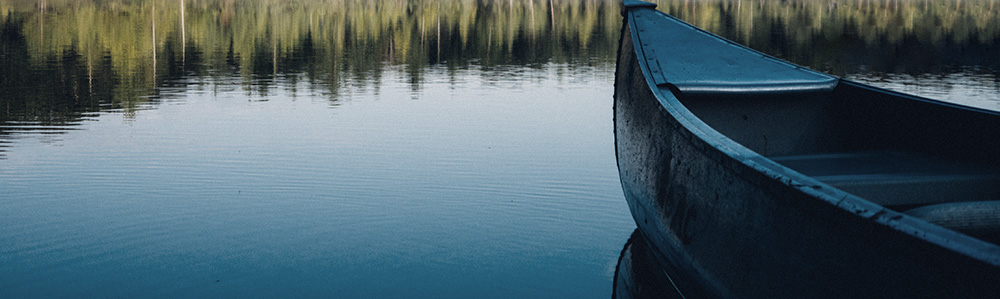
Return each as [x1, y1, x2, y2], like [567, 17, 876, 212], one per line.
[905, 201, 1000, 244]
[770, 151, 1000, 207]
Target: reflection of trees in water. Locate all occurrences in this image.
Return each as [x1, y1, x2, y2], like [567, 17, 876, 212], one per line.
[0, 0, 621, 154]
[1, 16, 117, 157]
[650, 0, 1000, 75]
[2, 0, 998, 154]
[0, 0, 619, 99]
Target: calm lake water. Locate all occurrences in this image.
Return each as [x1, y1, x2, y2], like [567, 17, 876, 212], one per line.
[1, 0, 998, 298]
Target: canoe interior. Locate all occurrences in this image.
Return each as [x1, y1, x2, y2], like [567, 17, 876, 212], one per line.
[679, 84, 1000, 211]
[678, 79, 1000, 245]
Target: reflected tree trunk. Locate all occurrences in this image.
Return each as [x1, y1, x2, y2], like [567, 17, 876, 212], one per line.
[39, 0, 44, 47]
[436, 12, 441, 62]
[530, 0, 535, 36]
[88, 53, 93, 95]
[549, 0, 555, 30]
[181, 0, 185, 65]
[152, 3, 156, 84]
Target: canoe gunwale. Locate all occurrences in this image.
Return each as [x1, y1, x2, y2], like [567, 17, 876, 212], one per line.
[838, 79, 1000, 117]
[615, 2, 1000, 295]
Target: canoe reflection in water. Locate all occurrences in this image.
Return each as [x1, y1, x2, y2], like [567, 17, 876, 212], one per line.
[613, 230, 683, 299]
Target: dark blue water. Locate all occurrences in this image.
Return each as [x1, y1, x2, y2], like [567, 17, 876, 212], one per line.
[0, 65, 635, 297]
[0, 1, 644, 296]
[4, 0, 1000, 297]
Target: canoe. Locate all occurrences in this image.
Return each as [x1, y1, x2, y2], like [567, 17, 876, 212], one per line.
[614, 0, 1000, 297]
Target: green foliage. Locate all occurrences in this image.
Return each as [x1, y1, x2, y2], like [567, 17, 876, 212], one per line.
[0, 0, 621, 101]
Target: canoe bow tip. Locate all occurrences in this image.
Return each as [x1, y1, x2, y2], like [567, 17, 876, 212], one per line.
[622, 0, 658, 9]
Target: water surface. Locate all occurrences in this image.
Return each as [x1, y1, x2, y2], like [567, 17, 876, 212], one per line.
[2, 0, 1000, 298]
[1, 1, 632, 297]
